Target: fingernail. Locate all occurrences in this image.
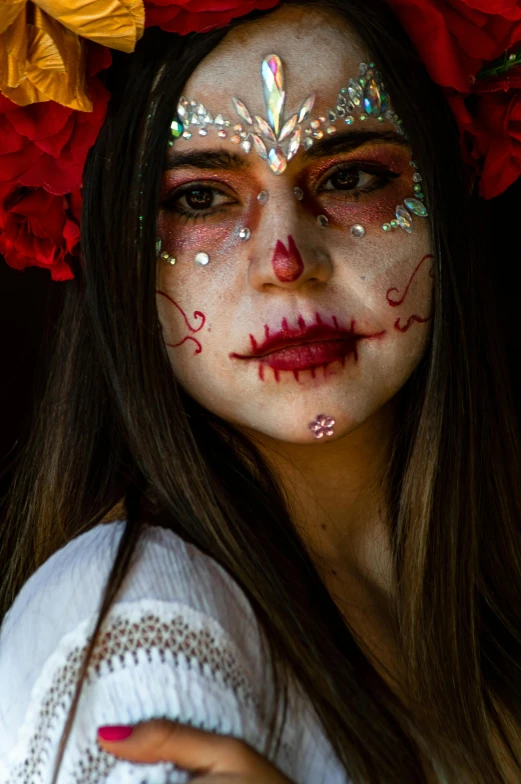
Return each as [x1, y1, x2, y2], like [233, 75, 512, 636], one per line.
[97, 725, 134, 741]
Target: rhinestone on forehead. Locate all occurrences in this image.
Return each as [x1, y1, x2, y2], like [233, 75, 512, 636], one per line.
[172, 56, 405, 175]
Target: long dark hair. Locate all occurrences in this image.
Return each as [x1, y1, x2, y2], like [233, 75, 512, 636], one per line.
[2, 1, 521, 781]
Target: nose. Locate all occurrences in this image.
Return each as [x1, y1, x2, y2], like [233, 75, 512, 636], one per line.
[247, 197, 332, 291]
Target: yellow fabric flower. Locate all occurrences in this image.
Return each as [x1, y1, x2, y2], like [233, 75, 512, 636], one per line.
[0, 0, 144, 111]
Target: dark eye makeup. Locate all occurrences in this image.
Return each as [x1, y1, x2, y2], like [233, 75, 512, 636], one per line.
[160, 161, 401, 224]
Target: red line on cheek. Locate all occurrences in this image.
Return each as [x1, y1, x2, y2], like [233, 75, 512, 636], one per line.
[385, 254, 433, 333]
[156, 289, 206, 355]
[386, 254, 434, 307]
[271, 235, 304, 282]
[394, 314, 431, 332]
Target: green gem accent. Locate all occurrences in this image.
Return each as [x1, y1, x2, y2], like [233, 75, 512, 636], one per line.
[390, 220, 398, 227]
[168, 141, 174, 147]
[415, 191, 425, 199]
[382, 223, 391, 231]
[170, 118, 184, 138]
[369, 62, 375, 67]
[378, 116, 384, 122]
[341, 87, 347, 94]
[404, 197, 428, 217]
[414, 184, 422, 192]
[360, 115, 367, 121]
[345, 116, 354, 124]
[359, 78, 366, 87]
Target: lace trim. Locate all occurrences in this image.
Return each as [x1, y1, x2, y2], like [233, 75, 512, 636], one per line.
[3, 600, 275, 784]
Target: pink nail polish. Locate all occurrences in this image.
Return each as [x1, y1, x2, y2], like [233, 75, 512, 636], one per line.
[97, 725, 134, 741]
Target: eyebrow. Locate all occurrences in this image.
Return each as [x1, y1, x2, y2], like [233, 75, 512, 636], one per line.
[164, 130, 409, 171]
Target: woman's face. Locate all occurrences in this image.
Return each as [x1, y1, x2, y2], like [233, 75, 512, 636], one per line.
[156, 5, 433, 444]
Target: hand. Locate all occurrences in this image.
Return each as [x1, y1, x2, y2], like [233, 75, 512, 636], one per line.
[97, 718, 296, 783]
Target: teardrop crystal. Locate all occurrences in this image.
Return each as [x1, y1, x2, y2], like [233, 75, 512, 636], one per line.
[303, 137, 314, 150]
[268, 146, 287, 175]
[196, 103, 206, 117]
[241, 139, 252, 154]
[214, 114, 225, 126]
[327, 109, 337, 122]
[297, 93, 315, 123]
[255, 115, 277, 142]
[232, 97, 253, 125]
[262, 55, 285, 136]
[252, 134, 268, 160]
[395, 205, 413, 233]
[286, 128, 301, 160]
[404, 197, 428, 217]
[363, 78, 381, 117]
[279, 114, 298, 142]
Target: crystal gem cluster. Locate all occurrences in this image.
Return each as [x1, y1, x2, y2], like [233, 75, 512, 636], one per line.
[169, 54, 429, 235]
[172, 57, 404, 176]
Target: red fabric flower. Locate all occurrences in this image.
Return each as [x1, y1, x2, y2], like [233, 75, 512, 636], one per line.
[385, 0, 521, 91]
[449, 68, 521, 198]
[145, 0, 280, 35]
[0, 43, 111, 196]
[0, 185, 81, 281]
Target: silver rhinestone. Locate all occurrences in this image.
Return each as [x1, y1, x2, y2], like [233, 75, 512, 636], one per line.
[257, 190, 269, 204]
[194, 252, 210, 266]
[350, 224, 365, 238]
[182, 131, 192, 139]
[317, 215, 329, 228]
[160, 251, 170, 261]
[198, 128, 208, 136]
[412, 172, 422, 182]
[304, 137, 314, 150]
[238, 227, 251, 241]
[293, 187, 304, 201]
[217, 130, 227, 139]
[166, 256, 176, 265]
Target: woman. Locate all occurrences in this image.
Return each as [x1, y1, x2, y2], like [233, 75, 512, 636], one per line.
[0, 0, 520, 781]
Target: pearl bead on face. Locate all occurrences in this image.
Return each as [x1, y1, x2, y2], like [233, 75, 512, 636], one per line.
[194, 252, 210, 266]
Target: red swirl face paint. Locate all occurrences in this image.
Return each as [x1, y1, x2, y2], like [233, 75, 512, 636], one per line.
[271, 235, 304, 282]
[385, 254, 434, 332]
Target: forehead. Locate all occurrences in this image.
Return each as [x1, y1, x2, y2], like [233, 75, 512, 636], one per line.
[182, 5, 368, 118]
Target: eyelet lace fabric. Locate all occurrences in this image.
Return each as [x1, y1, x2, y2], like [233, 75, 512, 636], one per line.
[1, 600, 292, 784]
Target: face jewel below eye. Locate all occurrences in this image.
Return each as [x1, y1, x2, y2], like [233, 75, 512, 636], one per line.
[395, 205, 413, 232]
[404, 197, 428, 217]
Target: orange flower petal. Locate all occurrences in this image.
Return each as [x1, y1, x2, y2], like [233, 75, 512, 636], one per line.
[36, 0, 144, 52]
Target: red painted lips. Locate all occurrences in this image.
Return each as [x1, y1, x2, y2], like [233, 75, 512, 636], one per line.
[230, 317, 386, 374]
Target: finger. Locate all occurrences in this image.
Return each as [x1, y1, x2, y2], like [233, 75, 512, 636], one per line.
[97, 719, 258, 773]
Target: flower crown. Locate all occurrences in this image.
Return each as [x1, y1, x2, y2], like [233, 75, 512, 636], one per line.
[0, 0, 520, 281]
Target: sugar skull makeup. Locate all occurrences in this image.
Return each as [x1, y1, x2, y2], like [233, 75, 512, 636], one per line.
[156, 3, 433, 445]
[168, 53, 428, 238]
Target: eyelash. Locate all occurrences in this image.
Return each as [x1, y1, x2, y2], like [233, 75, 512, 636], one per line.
[161, 163, 399, 223]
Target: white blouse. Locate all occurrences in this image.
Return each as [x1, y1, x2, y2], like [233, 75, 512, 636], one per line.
[0, 521, 349, 783]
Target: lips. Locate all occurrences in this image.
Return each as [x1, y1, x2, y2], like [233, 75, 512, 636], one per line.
[229, 318, 386, 373]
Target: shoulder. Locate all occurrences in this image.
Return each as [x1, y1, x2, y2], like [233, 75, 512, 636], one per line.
[0, 522, 279, 782]
[2, 520, 258, 656]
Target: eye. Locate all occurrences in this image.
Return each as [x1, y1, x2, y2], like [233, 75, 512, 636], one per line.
[161, 183, 237, 221]
[317, 162, 399, 197]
